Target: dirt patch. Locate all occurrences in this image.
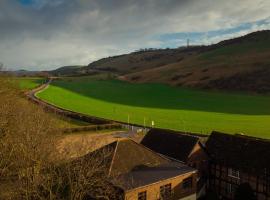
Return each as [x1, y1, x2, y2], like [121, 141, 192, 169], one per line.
[56, 132, 119, 160]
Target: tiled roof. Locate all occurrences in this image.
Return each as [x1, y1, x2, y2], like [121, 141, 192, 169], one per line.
[141, 128, 200, 162]
[72, 139, 196, 190]
[206, 131, 270, 174]
[117, 162, 196, 190]
[73, 139, 170, 177]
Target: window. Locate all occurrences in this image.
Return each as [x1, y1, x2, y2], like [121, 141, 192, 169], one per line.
[227, 183, 237, 194]
[227, 183, 232, 193]
[160, 183, 172, 199]
[228, 168, 240, 179]
[138, 191, 147, 200]
[183, 177, 193, 189]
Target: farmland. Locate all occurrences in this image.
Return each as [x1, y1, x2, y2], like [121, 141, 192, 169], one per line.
[12, 77, 93, 129]
[36, 77, 270, 138]
[15, 77, 45, 90]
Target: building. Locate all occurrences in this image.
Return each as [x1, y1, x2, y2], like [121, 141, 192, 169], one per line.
[206, 131, 270, 200]
[75, 139, 197, 200]
[141, 129, 208, 183]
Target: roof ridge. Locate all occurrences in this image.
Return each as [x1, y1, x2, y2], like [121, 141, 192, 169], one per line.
[108, 140, 120, 176]
[128, 139, 172, 163]
[212, 131, 270, 142]
[150, 128, 201, 139]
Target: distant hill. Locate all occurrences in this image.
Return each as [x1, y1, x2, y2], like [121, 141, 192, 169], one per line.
[52, 30, 270, 92]
[1, 69, 49, 77]
[50, 65, 85, 76]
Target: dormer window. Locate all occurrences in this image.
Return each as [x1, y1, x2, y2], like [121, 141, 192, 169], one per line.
[228, 168, 240, 179]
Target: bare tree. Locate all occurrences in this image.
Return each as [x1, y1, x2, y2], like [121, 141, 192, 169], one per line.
[0, 77, 123, 200]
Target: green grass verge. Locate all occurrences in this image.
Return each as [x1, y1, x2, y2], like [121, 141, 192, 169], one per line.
[36, 78, 270, 138]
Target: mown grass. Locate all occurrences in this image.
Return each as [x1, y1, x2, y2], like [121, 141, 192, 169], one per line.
[36, 78, 270, 138]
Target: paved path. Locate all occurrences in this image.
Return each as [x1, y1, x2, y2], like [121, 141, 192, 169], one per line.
[26, 77, 149, 130]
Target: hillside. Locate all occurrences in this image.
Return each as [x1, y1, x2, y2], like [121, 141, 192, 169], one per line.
[49, 65, 87, 76]
[123, 30, 270, 92]
[82, 47, 205, 75]
[52, 30, 270, 92]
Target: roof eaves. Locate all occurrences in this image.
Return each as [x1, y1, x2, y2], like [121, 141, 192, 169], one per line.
[123, 169, 197, 192]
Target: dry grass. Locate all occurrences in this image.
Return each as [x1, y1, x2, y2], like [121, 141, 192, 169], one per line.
[0, 77, 123, 200]
[56, 132, 118, 160]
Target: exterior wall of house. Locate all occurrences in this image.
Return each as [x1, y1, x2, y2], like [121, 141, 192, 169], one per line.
[124, 172, 197, 200]
[208, 163, 270, 200]
[187, 143, 209, 178]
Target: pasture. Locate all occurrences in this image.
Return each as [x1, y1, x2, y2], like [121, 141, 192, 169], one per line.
[36, 77, 270, 138]
[15, 77, 45, 90]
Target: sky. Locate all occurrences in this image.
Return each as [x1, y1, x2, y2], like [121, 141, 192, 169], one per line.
[0, 0, 270, 70]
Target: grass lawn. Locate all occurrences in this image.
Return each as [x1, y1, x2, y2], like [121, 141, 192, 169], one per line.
[15, 77, 45, 90]
[36, 78, 270, 138]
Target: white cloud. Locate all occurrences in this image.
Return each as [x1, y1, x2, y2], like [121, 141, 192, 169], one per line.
[0, 0, 269, 70]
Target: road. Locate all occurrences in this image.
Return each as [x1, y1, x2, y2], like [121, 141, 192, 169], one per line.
[26, 77, 147, 138]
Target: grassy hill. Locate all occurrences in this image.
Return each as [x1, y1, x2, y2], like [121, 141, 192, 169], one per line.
[52, 30, 270, 93]
[36, 77, 270, 138]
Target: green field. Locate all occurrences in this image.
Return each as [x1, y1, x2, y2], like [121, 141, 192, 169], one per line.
[36, 77, 270, 138]
[16, 77, 45, 90]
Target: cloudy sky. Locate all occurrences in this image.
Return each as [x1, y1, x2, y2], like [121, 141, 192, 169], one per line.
[0, 0, 270, 70]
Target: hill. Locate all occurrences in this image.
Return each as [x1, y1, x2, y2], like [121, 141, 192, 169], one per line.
[51, 30, 270, 92]
[49, 65, 86, 76]
[123, 30, 270, 92]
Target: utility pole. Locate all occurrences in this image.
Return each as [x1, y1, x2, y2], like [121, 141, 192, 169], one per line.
[151, 120, 155, 128]
[128, 114, 130, 130]
[187, 39, 190, 48]
[144, 117, 146, 128]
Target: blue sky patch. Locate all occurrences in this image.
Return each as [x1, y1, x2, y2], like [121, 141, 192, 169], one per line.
[157, 17, 270, 48]
[18, 0, 34, 5]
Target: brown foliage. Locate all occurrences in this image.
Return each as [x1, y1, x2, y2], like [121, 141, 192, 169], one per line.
[0, 77, 122, 200]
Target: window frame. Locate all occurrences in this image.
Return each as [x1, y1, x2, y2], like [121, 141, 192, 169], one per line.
[182, 177, 193, 189]
[228, 168, 240, 179]
[138, 191, 147, 200]
[227, 183, 237, 194]
[160, 183, 172, 199]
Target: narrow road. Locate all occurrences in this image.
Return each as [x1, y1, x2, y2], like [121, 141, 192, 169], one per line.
[25, 77, 148, 137]
[26, 77, 52, 99]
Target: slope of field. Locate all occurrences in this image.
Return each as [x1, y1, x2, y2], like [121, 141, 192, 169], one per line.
[36, 78, 270, 138]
